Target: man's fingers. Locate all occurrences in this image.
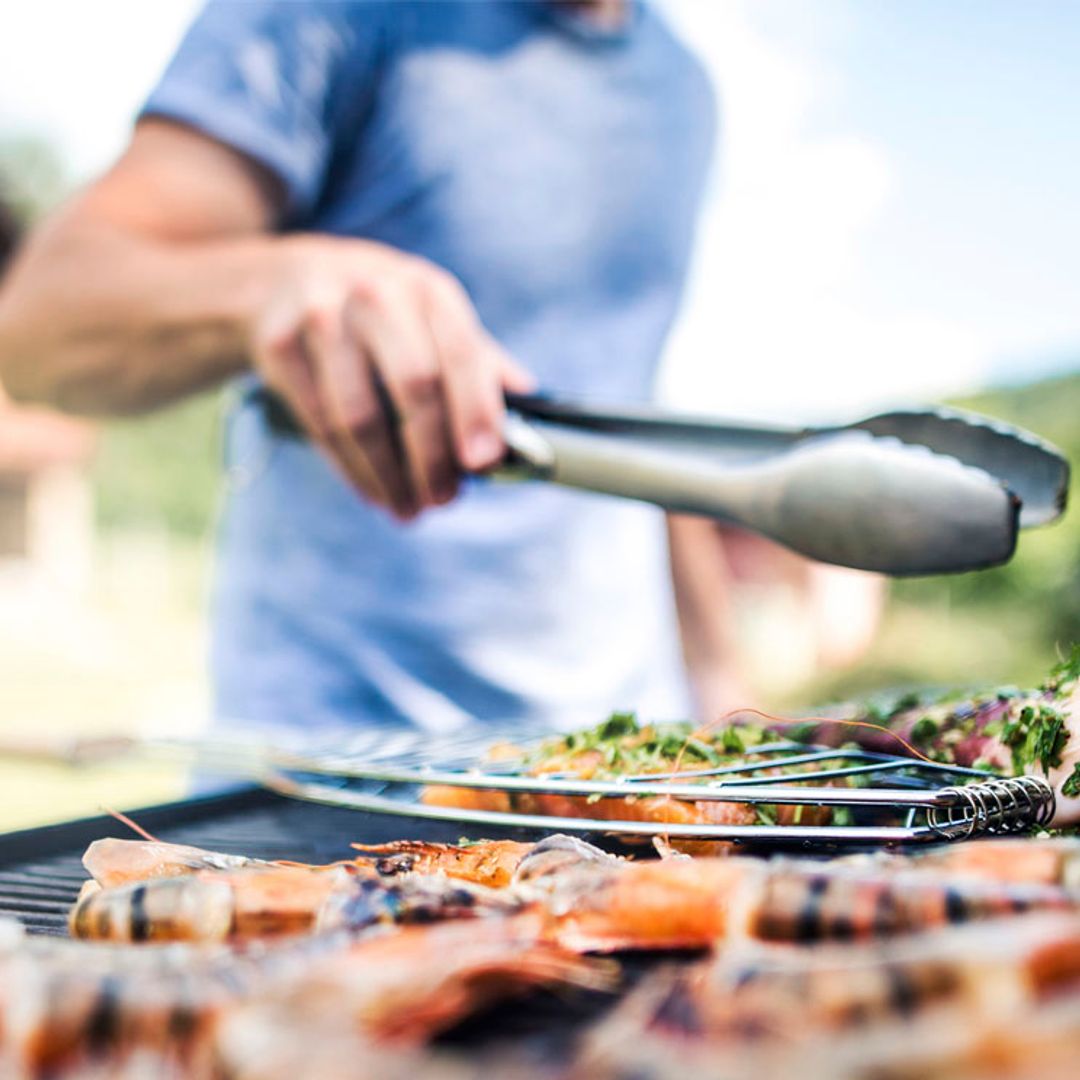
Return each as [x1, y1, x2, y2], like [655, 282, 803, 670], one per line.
[497, 348, 538, 396]
[255, 327, 329, 440]
[303, 309, 415, 517]
[422, 273, 511, 473]
[350, 284, 457, 509]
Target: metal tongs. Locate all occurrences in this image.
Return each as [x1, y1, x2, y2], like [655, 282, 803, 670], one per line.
[496, 393, 1069, 576]
[255, 387, 1069, 577]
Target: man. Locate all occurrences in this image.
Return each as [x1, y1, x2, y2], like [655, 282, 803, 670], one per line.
[0, 1, 725, 740]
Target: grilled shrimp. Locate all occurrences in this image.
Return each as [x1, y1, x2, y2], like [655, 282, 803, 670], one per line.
[1, 920, 596, 1077]
[527, 856, 1079, 951]
[903, 836, 1080, 887]
[84, 837, 532, 891]
[69, 866, 356, 943]
[82, 839, 270, 889]
[69, 865, 520, 944]
[349, 839, 533, 887]
[212, 1013, 485, 1080]
[683, 913, 1080, 1040]
[577, 914, 1080, 1080]
[226, 915, 614, 1047]
[0, 935, 301, 1077]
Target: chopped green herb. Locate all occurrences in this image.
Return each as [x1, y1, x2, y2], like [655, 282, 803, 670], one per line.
[910, 716, 939, 743]
[524, 712, 782, 780]
[1063, 764, 1080, 799]
[999, 701, 1069, 776]
[597, 712, 640, 740]
[1045, 645, 1080, 696]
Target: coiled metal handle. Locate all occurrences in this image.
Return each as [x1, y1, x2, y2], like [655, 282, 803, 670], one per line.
[928, 776, 1055, 840]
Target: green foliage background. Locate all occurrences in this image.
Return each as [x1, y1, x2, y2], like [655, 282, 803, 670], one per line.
[808, 370, 1080, 701]
[91, 391, 225, 539]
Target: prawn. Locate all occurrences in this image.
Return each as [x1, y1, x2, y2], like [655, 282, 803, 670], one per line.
[348, 838, 533, 888]
[0, 933, 296, 1077]
[84, 837, 532, 890]
[69, 865, 519, 944]
[892, 835, 1080, 887]
[1, 919, 600, 1077]
[82, 838, 272, 889]
[525, 855, 1079, 952]
[219, 915, 614, 1048]
[84, 833, 623, 894]
[577, 913, 1080, 1079]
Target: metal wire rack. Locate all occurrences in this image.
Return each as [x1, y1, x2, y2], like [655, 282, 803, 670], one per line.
[251, 724, 1057, 847]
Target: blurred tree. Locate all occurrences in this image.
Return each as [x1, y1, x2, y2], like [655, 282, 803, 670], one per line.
[803, 368, 1080, 703]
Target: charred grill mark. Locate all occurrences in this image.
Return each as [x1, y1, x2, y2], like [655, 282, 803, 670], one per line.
[85, 974, 121, 1055]
[732, 964, 763, 988]
[795, 875, 829, 942]
[376, 854, 416, 875]
[944, 886, 967, 924]
[167, 1002, 197, 1042]
[129, 885, 149, 943]
[653, 977, 704, 1036]
[72, 895, 91, 938]
[884, 963, 919, 1017]
[873, 883, 900, 937]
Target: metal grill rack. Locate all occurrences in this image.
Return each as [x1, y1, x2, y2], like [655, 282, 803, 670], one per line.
[255, 726, 1056, 846]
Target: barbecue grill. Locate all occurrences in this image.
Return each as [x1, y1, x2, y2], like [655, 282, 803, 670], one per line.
[0, 759, 1061, 1065]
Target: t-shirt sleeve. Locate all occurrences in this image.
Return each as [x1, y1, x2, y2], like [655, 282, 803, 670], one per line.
[140, 1, 384, 220]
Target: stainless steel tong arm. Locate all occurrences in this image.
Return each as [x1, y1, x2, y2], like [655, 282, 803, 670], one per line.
[498, 416, 1020, 575]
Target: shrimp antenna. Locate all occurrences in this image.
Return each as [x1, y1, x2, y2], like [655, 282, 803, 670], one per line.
[674, 707, 936, 772]
[101, 805, 162, 843]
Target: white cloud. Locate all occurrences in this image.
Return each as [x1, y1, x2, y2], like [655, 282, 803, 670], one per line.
[658, 0, 993, 422]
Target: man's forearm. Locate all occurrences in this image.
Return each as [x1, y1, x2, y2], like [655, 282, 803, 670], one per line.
[0, 210, 271, 415]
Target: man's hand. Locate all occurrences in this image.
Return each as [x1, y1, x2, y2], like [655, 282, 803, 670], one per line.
[252, 237, 533, 519]
[0, 119, 533, 520]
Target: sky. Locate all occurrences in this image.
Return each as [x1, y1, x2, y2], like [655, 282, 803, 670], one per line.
[1, 0, 1078, 423]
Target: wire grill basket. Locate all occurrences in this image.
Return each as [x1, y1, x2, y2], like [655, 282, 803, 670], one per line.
[254, 724, 1056, 847]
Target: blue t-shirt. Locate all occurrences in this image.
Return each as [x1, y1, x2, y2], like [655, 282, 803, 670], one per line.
[144, 1, 715, 740]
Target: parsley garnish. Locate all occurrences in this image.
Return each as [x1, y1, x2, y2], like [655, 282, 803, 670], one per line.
[1063, 764, 1080, 799]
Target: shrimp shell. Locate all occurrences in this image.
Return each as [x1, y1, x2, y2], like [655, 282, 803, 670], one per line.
[68, 867, 355, 943]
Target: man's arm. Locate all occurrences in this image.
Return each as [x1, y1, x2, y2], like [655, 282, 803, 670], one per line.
[0, 121, 278, 414]
[0, 120, 529, 519]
